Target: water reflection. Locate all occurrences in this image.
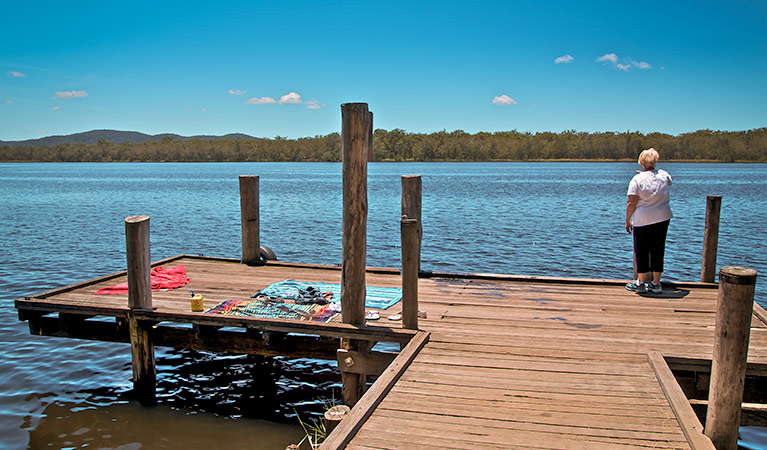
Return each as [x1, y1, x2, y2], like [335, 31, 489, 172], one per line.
[27, 400, 305, 450]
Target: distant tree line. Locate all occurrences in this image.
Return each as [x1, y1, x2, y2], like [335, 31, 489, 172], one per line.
[1, 128, 765, 162]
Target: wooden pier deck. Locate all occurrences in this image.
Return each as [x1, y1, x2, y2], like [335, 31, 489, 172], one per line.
[15, 255, 767, 449]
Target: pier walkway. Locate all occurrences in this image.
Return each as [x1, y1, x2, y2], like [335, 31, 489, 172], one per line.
[15, 255, 767, 449]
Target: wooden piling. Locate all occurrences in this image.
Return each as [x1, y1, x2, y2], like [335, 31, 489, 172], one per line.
[240, 175, 260, 265]
[340, 103, 371, 406]
[701, 195, 722, 283]
[124, 215, 156, 405]
[401, 175, 422, 268]
[401, 217, 419, 330]
[705, 266, 757, 450]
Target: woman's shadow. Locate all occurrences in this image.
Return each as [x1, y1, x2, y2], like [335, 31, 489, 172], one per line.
[638, 282, 690, 299]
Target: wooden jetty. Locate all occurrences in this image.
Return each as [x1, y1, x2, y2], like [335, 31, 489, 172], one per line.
[14, 257, 767, 449]
[14, 103, 767, 449]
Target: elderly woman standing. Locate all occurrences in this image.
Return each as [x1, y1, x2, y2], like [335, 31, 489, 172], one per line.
[625, 148, 673, 294]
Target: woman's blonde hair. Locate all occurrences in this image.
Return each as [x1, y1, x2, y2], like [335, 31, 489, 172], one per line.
[638, 148, 659, 170]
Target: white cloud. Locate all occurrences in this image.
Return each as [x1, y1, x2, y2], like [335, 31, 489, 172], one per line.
[51, 105, 60, 111]
[492, 94, 517, 105]
[228, 89, 246, 95]
[54, 90, 88, 99]
[554, 54, 574, 64]
[278, 92, 302, 104]
[597, 53, 652, 71]
[635, 61, 652, 69]
[247, 96, 277, 104]
[305, 99, 322, 109]
[10, 71, 26, 78]
[596, 53, 618, 64]
[5, 99, 12, 105]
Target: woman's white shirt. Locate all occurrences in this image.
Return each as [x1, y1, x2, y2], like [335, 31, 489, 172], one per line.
[627, 169, 673, 227]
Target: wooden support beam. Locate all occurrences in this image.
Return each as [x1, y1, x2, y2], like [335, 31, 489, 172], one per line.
[701, 195, 721, 283]
[705, 266, 757, 450]
[125, 215, 156, 405]
[337, 349, 397, 376]
[341, 102, 371, 407]
[239, 175, 261, 265]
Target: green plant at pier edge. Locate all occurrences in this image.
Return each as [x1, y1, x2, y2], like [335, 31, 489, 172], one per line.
[290, 393, 338, 450]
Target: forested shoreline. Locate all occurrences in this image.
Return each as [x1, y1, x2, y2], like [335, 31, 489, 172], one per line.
[2, 128, 765, 162]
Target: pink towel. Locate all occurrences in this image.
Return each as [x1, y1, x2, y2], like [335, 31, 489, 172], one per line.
[95, 264, 190, 295]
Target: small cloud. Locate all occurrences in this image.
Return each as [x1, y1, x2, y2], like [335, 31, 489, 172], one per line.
[554, 54, 574, 64]
[278, 92, 302, 105]
[305, 99, 322, 109]
[228, 89, 246, 95]
[492, 94, 517, 105]
[597, 53, 652, 71]
[54, 90, 88, 99]
[5, 99, 12, 105]
[201, 107, 207, 112]
[51, 105, 60, 111]
[596, 53, 618, 64]
[247, 96, 277, 104]
[635, 61, 652, 69]
[10, 71, 26, 78]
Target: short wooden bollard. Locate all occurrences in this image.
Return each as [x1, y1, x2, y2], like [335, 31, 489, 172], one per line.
[701, 195, 722, 283]
[340, 102, 371, 407]
[239, 175, 260, 265]
[401, 216, 419, 330]
[705, 266, 757, 450]
[324, 404, 351, 434]
[125, 215, 156, 405]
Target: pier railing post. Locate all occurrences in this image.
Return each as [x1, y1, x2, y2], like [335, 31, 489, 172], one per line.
[340, 102, 370, 406]
[401, 175, 422, 270]
[401, 217, 419, 330]
[125, 215, 156, 405]
[701, 195, 722, 283]
[239, 175, 260, 265]
[705, 266, 757, 450]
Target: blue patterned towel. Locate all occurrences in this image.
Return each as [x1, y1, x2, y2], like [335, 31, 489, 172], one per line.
[256, 279, 402, 310]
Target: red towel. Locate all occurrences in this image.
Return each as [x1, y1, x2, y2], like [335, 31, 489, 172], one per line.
[95, 265, 191, 295]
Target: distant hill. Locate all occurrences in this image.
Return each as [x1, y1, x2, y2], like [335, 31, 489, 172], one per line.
[0, 130, 257, 147]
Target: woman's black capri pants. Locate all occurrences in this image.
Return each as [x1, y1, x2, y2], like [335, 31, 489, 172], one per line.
[633, 219, 670, 274]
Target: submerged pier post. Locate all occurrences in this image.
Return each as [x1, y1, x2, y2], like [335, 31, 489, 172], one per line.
[239, 175, 260, 265]
[340, 102, 371, 406]
[125, 215, 156, 405]
[705, 266, 757, 450]
[701, 195, 722, 283]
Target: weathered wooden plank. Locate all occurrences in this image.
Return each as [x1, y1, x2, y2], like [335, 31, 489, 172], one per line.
[648, 352, 716, 450]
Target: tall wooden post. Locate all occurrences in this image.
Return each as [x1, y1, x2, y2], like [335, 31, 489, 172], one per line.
[701, 195, 722, 283]
[401, 217, 419, 330]
[705, 266, 757, 450]
[240, 175, 260, 265]
[125, 215, 156, 405]
[340, 102, 370, 406]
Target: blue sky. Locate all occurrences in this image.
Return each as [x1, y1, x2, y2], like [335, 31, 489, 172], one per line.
[1, 0, 765, 141]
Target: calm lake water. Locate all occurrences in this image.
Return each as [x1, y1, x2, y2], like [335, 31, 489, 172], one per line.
[1, 161, 766, 449]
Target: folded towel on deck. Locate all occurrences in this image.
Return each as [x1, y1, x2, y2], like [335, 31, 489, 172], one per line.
[95, 265, 191, 295]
